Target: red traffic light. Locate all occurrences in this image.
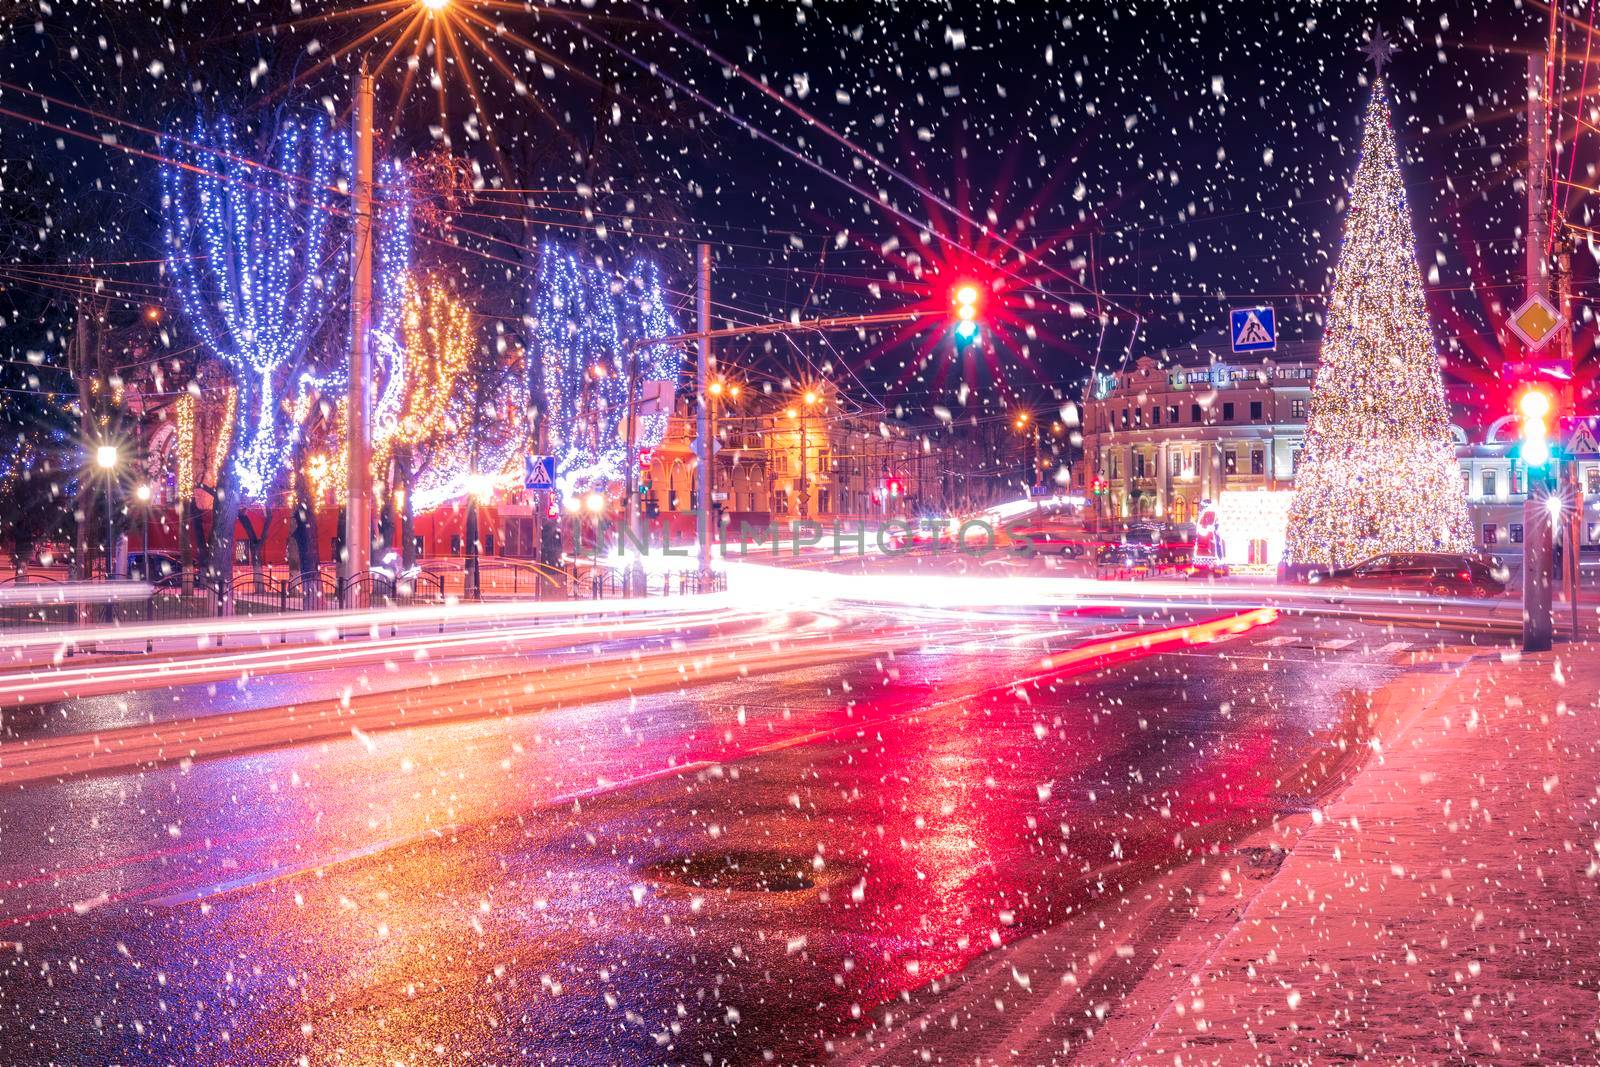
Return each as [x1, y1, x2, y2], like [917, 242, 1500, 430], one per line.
[1515, 383, 1558, 467]
[953, 283, 981, 319]
[952, 282, 982, 343]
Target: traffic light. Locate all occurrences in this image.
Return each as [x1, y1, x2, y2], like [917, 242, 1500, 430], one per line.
[1515, 383, 1558, 469]
[952, 282, 981, 344]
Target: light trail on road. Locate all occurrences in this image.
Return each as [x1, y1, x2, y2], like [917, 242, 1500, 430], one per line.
[0, 606, 1278, 929]
[0, 604, 792, 705]
[0, 586, 744, 661]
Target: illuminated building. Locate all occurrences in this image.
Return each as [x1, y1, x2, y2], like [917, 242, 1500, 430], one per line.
[642, 390, 947, 530]
[1078, 340, 1600, 561]
[1076, 340, 1318, 526]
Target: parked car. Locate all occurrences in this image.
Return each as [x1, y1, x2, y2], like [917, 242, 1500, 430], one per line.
[127, 551, 183, 582]
[1307, 552, 1509, 597]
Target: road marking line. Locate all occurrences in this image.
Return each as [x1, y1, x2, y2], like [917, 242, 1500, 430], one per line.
[1260, 635, 1299, 647]
[1318, 638, 1356, 650]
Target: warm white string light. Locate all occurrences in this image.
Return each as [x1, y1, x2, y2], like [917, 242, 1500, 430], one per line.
[1285, 79, 1471, 566]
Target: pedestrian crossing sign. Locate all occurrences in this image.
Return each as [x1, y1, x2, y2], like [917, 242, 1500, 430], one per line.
[524, 454, 556, 491]
[1229, 306, 1277, 353]
[1565, 418, 1600, 460]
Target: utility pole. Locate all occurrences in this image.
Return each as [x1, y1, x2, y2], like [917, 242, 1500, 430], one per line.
[621, 337, 644, 595]
[695, 242, 713, 575]
[343, 63, 375, 602]
[69, 301, 93, 582]
[1524, 51, 1555, 653]
[1557, 243, 1582, 637]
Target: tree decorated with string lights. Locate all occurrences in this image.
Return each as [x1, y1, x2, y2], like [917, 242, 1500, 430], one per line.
[161, 114, 347, 590]
[1284, 56, 1470, 568]
[374, 275, 476, 565]
[531, 241, 682, 503]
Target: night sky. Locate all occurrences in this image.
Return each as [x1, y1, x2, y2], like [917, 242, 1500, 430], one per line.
[0, 1, 1580, 429]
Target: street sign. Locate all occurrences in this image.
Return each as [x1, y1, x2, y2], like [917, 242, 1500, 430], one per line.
[1564, 417, 1600, 460]
[638, 379, 674, 416]
[638, 447, 654, 471]
[524, 454, 556, 492]
[1508, 294, 1563, 351]
[1229, 306, 1276, 353]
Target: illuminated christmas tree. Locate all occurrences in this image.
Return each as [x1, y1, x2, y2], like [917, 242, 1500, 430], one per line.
[1284, 77, 1471, 567]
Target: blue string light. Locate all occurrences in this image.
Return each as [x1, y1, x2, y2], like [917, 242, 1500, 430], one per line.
[370, 160, 414, 432]
[161, 115, 349, 501]
[531, 241, 682, 503]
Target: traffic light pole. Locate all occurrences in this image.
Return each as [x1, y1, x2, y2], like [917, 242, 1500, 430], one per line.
[1523, 52, 1555, 653]
[342, 63, 375, 602]
[610, 302, 932, 579]
[695, 243, 713, 577]
[1523, 475, 1555, 653]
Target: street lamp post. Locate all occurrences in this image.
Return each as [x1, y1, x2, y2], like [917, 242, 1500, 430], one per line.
[95, 445, 118, 624]
[136, 483, 153, 645]
[794, 390, 819, 518]
[707, 378, 737, 540]
[343, 63, 376, 604]
[95, 445, 119, 582]
[798, 413, 809, 518]
[465, 473, 489, 600]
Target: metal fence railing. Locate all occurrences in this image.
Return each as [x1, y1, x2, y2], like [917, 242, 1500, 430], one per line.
[0, 558, 728, 633]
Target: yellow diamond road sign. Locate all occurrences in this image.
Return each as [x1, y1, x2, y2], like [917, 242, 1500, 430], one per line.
[1509, 294, 1563, 351]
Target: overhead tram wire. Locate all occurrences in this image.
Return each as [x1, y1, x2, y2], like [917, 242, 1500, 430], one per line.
[618, 3, 1137, 320]
[0, 66, 1022, 307]
[0, 79, 1049, 374]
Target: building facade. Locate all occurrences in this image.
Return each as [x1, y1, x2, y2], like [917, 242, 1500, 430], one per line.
[1077, 344, 1317, 526]
[1077, 341, 1600, 557]
[642, 391, 946, 529]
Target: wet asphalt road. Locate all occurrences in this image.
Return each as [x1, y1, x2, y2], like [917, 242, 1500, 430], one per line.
[0, 606, 1507, 1065]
